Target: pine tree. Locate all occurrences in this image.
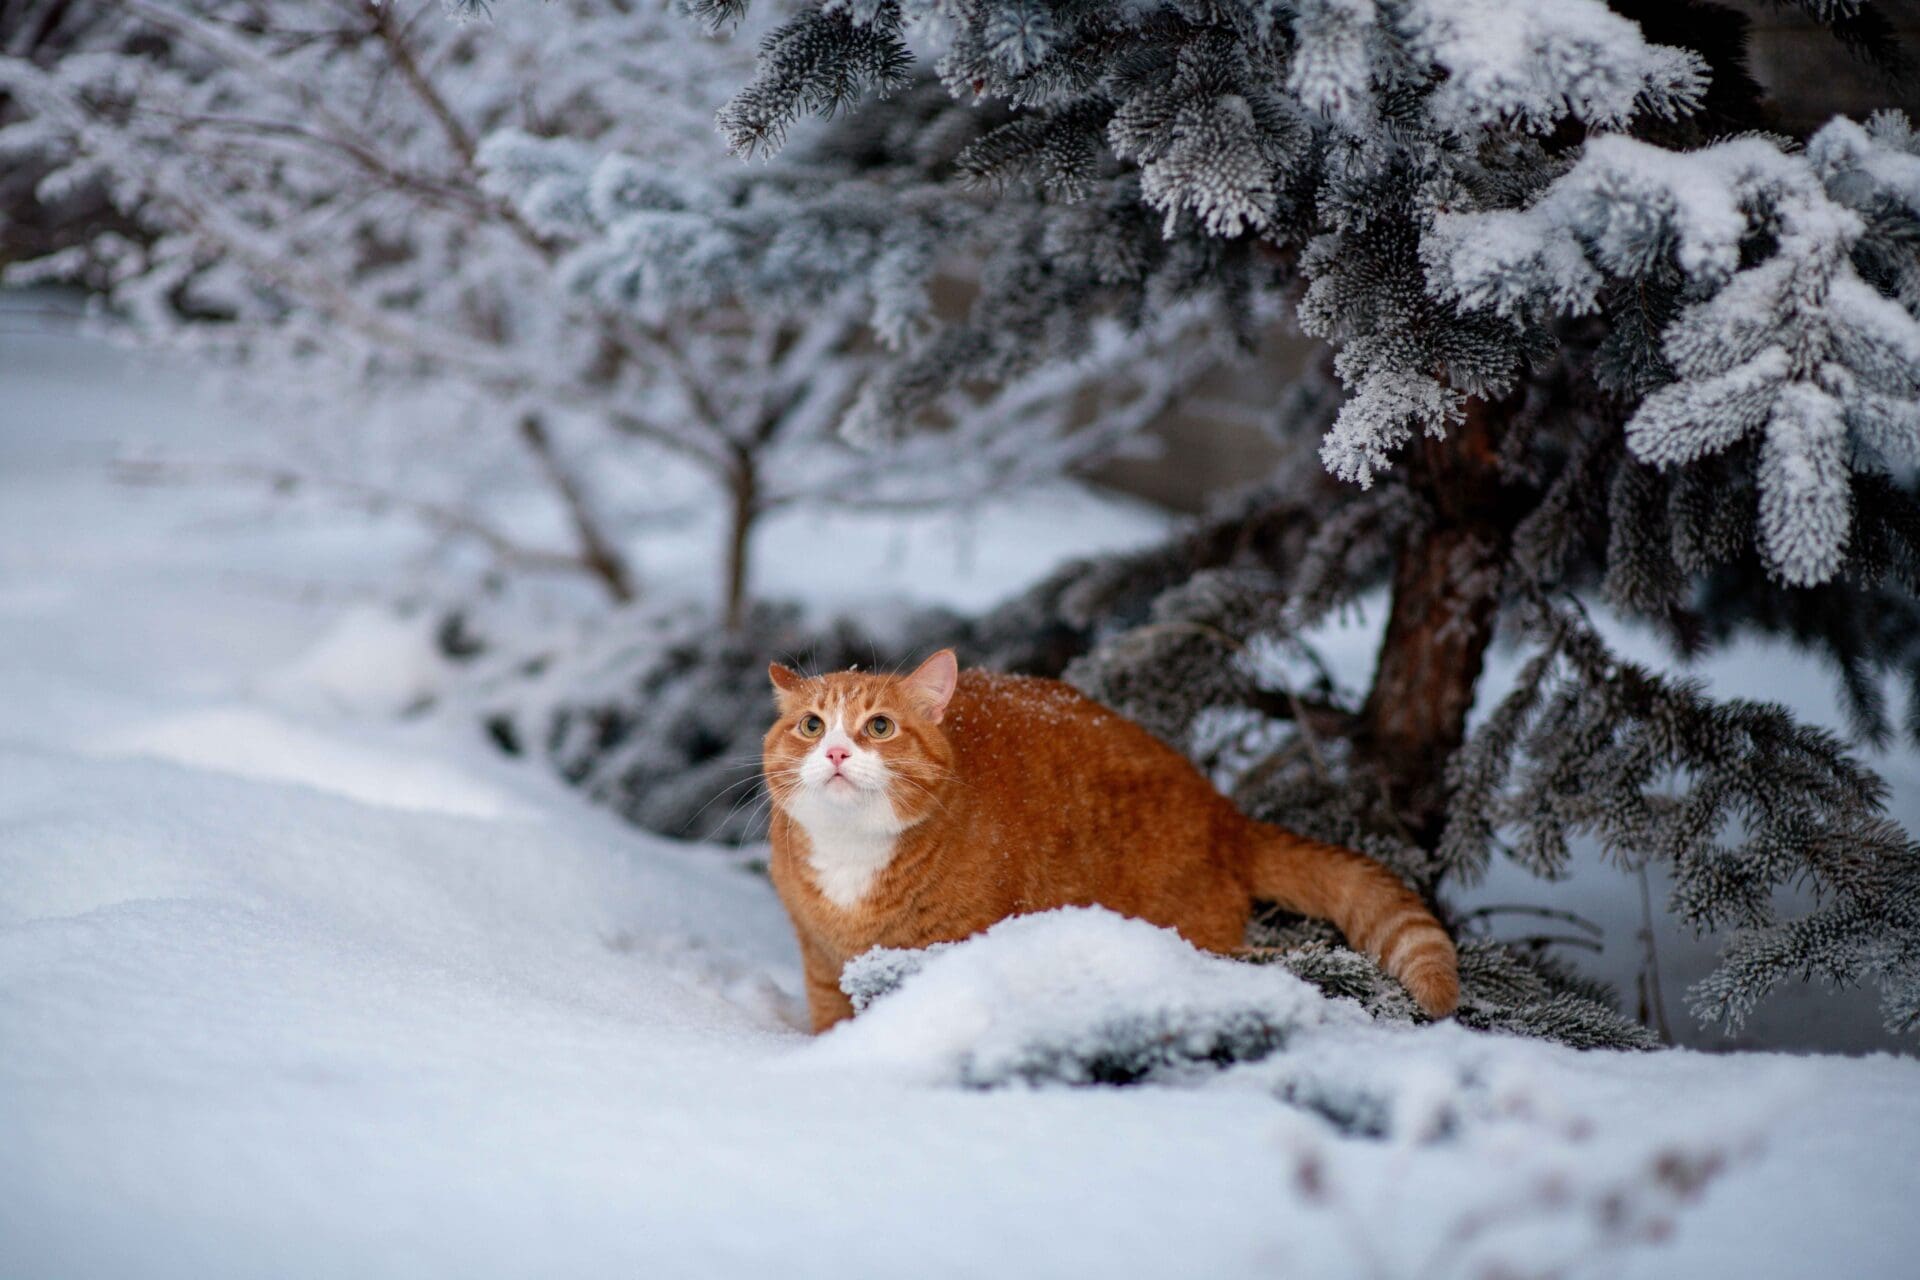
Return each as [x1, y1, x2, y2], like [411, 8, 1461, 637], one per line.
[642, 0, 1920, 1045]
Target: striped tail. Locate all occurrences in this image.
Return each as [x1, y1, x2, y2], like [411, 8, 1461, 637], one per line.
[1248, 826, 1459, 1018]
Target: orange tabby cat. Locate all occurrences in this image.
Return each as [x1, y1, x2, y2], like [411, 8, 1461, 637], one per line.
[763, 649, 1459, 1032]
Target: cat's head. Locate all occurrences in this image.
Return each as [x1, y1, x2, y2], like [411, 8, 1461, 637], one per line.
[762, 649, 959, 828]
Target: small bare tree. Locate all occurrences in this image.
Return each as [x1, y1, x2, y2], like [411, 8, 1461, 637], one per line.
[2, 0, 1210, 626]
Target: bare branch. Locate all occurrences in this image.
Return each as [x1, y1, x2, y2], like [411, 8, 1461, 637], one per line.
[516, 413, 639, 603]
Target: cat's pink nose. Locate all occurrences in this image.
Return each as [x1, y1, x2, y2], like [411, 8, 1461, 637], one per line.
[824, 746, 850, 767]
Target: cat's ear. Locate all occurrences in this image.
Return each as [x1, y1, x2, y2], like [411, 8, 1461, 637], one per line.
[768, 663, 803, 696]
[903, 649, 959, 723]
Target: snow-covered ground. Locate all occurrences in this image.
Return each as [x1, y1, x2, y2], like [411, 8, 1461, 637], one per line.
[4, 307, 1919, 1278]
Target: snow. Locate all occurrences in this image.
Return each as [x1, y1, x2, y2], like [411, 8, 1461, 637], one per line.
[96, 706, 531, 820]
[816, 909, 1360, 1085]
[1428, 123, 1920, 588]
[1406, 0, 1707, 132]
[3, 309, 1920, 1277]
[264, 605, 455, 715]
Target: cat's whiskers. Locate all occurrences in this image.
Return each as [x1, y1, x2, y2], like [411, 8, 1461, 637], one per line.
[735, 792, 780, 833]
[685, 769, 780, 829]
[754, 765, 802, 803]
[737, 765, 804, 824]
[689, 751, 819, 836]
[710, 753, 778, 777]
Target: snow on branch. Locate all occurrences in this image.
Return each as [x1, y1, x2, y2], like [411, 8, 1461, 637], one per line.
[1403, 0, 1707, 133]
[716, 3, 912, 157]
[481, 122, 1221, 521]
[1441, 601, 1920, 1035]
[1428, 117, 1920, 584]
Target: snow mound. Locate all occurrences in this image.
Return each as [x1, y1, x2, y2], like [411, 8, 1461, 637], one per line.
[264, 604, 450, 714]
[811, 909, 1368, 1087]
[93, 705, 525, 819]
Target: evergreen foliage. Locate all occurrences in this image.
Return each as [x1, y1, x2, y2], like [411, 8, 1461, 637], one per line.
[671, 0, 1920, 1044]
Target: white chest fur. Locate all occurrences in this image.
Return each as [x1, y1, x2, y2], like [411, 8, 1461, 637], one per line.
[785, 790, 903, 909]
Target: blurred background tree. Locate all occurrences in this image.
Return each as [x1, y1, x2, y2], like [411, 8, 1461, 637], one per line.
[0, 0, 1189, 628]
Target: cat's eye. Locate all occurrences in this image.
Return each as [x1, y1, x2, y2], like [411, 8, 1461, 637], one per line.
[866, 715, 895, 739]
[797, 714, 825, 738]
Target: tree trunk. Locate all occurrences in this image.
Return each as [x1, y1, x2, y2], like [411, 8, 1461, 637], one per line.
[517, 414, 638, 605]
[722, 451, 758, 632]
[1360, 395, 1522, 853]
